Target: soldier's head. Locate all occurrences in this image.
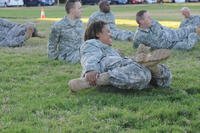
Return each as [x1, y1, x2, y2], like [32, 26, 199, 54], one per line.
[180, 7, 191, 18]
[136, 10, 152, 29]
[99, 0, 110, 13]
[65, 0, 82, 19]
[85, 21, 112, 46]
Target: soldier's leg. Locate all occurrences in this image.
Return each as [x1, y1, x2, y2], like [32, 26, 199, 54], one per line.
[0, 18, 16, 28]
[111, 29, 118, 40]
[174, 26, 196, 41]
[149, 64, 172, 88]
[2, 25, 28, 47]
[111, 28, 134, 41]
[32, 28, 46, 38]
[133, 44, 171, 67]
[116, 29, 134, 41]
[69, 63, 151, 92]
[108, 62, 151, 90]
[173, 33, 199, 50]
[68, 73, 110, 92]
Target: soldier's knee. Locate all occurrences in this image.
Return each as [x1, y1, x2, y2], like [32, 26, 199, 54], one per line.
[151, 64, 172, 87]
[133, 68, 152, 89]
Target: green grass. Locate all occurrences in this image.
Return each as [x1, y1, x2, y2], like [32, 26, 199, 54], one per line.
[0, 3, 200, 133]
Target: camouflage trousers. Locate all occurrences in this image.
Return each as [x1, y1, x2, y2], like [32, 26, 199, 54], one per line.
[173, 33, 200, 50]
[169, 26, 199, 50]
[58, 49, 80, 64]
[0, 20, 35, 47]
[107, 62, 172, 90]
[111, 28, 134, 41]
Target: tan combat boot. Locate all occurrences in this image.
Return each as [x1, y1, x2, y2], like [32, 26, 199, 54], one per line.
[34, 31, 46, 38]
[134, 44, 171, 67]
[134, 44, 171, 78]
[68, 73, 110, 92]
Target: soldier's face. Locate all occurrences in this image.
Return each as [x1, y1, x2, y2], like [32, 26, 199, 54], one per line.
[142, 12, 152, 28]
[182, 10, 190, 18]
[71, 2, 82, 19]
[100, 2, 110, 13]
[97, 25, 112, 46]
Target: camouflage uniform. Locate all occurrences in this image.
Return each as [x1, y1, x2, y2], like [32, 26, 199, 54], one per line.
[80, 39, 172, 89]
[133, 20, 199, 50]
[48, 16, 84, 63]
[179, 15, 200, 28]
[88, 11, 134, 41]
[0, 18, 35, 47]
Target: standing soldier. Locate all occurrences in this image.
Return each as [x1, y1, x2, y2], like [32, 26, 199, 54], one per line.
[48, 0, 84, 63]
[179, 7, 200, 28]
[0, 18, 44, 47]
[87, 0, 134, 41]
[133, 10, 200, 50]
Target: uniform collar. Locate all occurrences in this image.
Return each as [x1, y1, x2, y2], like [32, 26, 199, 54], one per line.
[138, 27, 150, 32]
[64, 16, 80, 26]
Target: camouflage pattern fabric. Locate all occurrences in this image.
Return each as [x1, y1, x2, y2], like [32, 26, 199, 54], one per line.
[179, 15, 200, 28]
[0, 18, 34, 47]
[80, 39, 172, 89]
[88, 11, 134, 41]
[48, 16, 84, 63]
[133, 20, 199, 50]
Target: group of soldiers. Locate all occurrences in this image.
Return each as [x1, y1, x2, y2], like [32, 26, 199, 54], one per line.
[1, 0, 200, 92]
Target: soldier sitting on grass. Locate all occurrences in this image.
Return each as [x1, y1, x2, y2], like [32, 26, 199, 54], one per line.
[179, 7, 200, 28]
[133, 10, 200, 50]
[68, 21, 172, 92]
[0, 18, 45, 47]
[48, 0, 84, 64]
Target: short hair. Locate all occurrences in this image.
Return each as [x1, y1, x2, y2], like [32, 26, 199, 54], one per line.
[84, 21, 107, 41]
[99, 0, 109, 11]
[65, 0, 80, 14]
[136, 10, 147, 24]
[180, 7, 190, 12]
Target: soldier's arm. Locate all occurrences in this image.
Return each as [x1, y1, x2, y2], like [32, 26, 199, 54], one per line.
[87, 15, 96, 28]
[109, 13, 117, 29]
[133, 39, 141, 48]
[0, 18, 17, 28]
[195, 16, 200, 26]
[179, 21, 184, 28]
[48, 25, 60, 60]
[81, 42, 102, 74]
[133, 32, 143, 48]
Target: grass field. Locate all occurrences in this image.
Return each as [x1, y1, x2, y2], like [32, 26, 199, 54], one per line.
[0, 3, 200, 133]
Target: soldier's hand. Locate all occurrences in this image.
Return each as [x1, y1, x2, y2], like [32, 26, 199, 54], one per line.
[85, 71, 99, 86]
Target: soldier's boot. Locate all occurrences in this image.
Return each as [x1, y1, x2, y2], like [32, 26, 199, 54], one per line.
[32, 28, 46, 38]
[136, 44, 151, 55]
[133, 44, 171, 67]
[68, 73, 110, 92]
[34, 31, 46, 38]
[141, 49, 171, 67]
